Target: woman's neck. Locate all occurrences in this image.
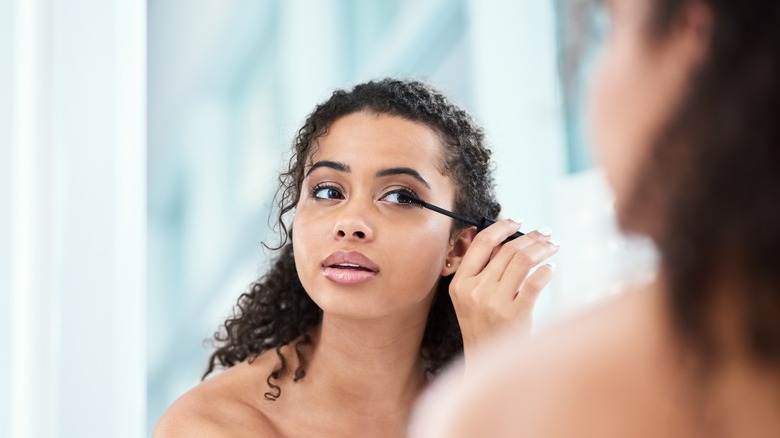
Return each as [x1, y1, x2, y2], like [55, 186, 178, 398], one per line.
[260, 311, 430, 437]
[304, 313, 430, 405]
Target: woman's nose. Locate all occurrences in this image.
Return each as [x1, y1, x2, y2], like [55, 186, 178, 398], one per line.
[335, 228, 366, 239]
[333, 203, 374, 242]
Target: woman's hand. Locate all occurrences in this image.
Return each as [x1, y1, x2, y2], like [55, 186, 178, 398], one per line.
[449, 219, 559, 358]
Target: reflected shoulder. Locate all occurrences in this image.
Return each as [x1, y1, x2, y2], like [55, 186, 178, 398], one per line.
[415, 286, 671, 437]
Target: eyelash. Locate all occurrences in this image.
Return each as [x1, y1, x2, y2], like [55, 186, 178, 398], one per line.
[382, 187, 419, 207]
[308, 183, 419, 206]
[309, 183, 343, 200]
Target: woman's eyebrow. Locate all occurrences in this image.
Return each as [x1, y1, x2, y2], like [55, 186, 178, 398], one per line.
[305, 161, 431, 189]
[305, 160, 350, 177]
[376, 167, 431, 189]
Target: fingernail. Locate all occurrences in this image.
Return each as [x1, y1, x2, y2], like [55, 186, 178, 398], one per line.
[511, 218, 524, 227]
[538, 225, 552, 236]
[548, 238, 561, 247]
[547, 262, 557, 271]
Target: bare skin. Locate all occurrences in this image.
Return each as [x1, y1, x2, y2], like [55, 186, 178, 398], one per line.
[156, 323, 429, 438]
[413, 282, 780, 437]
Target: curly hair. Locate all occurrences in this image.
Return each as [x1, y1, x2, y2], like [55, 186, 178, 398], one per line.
[623, 1, 780, 366]
[203, 79, 501, 399]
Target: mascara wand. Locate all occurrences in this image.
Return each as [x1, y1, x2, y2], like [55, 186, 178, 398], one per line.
[407, 197, 525, 243]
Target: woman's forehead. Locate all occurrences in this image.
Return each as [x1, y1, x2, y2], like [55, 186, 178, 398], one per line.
[306, 112, 448, 174]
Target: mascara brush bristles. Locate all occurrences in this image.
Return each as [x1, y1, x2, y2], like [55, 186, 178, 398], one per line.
[407, 197, 482, 228]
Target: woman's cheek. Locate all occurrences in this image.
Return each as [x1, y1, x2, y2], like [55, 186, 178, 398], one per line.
[588, 37, 648, 202]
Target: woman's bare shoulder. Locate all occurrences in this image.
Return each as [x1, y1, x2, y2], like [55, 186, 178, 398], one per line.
[413, 286, 676, 437]
[153, 357, 282, 438]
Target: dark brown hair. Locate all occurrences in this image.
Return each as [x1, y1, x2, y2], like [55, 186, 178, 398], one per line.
[626, 0, 780, 365]
[203, 79, 500, 399]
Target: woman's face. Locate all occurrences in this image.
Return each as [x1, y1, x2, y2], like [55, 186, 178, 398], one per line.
[292, 111, 458, 322]
[588, 0, 700, 217]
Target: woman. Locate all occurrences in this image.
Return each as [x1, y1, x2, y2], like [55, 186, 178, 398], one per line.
[154, 79, 559, 437]
[411, 0, 780, 436]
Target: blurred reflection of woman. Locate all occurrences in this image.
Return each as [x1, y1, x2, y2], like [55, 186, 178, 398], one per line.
[410, 0, 780, 436]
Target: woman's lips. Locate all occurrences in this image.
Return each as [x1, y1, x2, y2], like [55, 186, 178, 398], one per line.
[321, 251, 380, 284]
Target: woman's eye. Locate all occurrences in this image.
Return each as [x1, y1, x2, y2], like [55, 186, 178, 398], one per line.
[382, 189, 416, 205]
[313, 186, 343, 200]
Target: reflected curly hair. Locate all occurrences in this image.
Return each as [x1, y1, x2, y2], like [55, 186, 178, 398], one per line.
[203, 79, 500, 399]
[624, 1, 780, 366]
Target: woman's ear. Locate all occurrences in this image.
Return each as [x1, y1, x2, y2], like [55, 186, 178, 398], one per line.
[441, 226, 477, 276]
[668, 0, 713, 69]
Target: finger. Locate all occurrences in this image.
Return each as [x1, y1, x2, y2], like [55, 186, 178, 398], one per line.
[499, 225, 553, 250]
[486, 226, 554, 268]
[512, 262, 556, 311]
[456, 219, 523, 278]
[480, 234, 542, 284]
[487, 229, 537, 261]
[494, 240, 559, 302]
[479, 229, 556, 283]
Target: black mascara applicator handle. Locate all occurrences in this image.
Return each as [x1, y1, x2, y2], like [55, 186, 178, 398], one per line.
[478, 217, 525, 243]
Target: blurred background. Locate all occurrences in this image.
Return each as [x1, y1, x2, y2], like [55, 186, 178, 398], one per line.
[1, 0, 655, 436]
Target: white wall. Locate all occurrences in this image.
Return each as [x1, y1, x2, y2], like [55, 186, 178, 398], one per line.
[0, 0, 146, 436]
